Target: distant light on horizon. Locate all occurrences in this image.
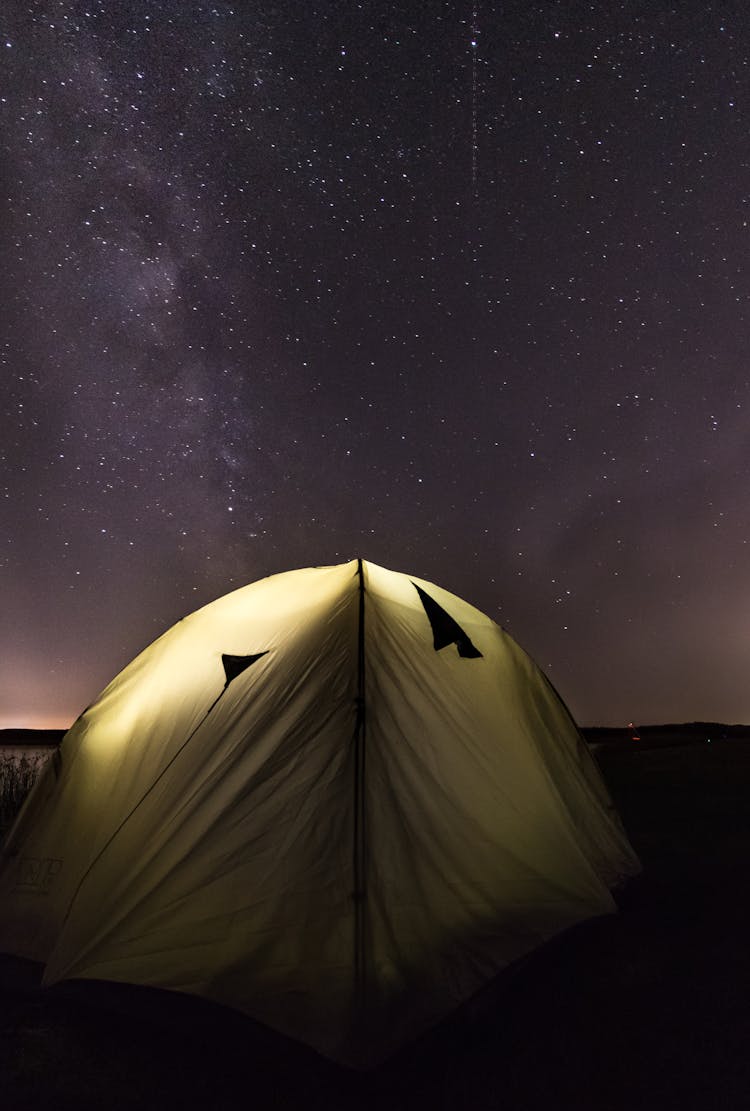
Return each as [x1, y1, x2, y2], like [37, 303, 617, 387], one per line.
[0, 717, 72, 732]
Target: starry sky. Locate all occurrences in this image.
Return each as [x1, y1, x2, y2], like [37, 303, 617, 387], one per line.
[2, 0, 750, 729]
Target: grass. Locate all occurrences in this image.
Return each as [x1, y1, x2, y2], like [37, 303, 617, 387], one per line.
[0, 750, 50, 841]
[2, 737, 750, 1109]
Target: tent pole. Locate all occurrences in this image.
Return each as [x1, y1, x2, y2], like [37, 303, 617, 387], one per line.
[353, 557, 367, 1018]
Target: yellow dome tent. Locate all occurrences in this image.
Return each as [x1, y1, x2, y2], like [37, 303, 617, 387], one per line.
[0, 560, 639, 1065]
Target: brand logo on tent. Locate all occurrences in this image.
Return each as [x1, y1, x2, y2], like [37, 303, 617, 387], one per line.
[14, 857, 62, 894]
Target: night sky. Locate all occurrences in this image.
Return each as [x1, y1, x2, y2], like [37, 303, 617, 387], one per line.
[3, 1, 750, 729]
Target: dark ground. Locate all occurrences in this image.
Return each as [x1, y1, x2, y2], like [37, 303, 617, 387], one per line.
[2, 737, 749, 1110]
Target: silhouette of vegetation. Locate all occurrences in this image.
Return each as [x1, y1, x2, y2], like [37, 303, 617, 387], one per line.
[0, 750, 51, 839]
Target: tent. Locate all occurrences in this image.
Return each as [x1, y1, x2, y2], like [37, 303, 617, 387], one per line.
[0, 559, 639, 1065]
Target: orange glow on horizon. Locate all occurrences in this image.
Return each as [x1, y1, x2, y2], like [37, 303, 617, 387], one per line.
[0, 716, 72, 732]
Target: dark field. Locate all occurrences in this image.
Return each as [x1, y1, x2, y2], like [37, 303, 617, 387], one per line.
[2, 737, 749, 1109]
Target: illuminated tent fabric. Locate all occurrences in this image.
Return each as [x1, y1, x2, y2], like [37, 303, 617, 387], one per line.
[0, 560, 639, 1065]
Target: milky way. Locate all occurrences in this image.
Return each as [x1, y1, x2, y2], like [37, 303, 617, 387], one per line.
[2, 1, 750, 727]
